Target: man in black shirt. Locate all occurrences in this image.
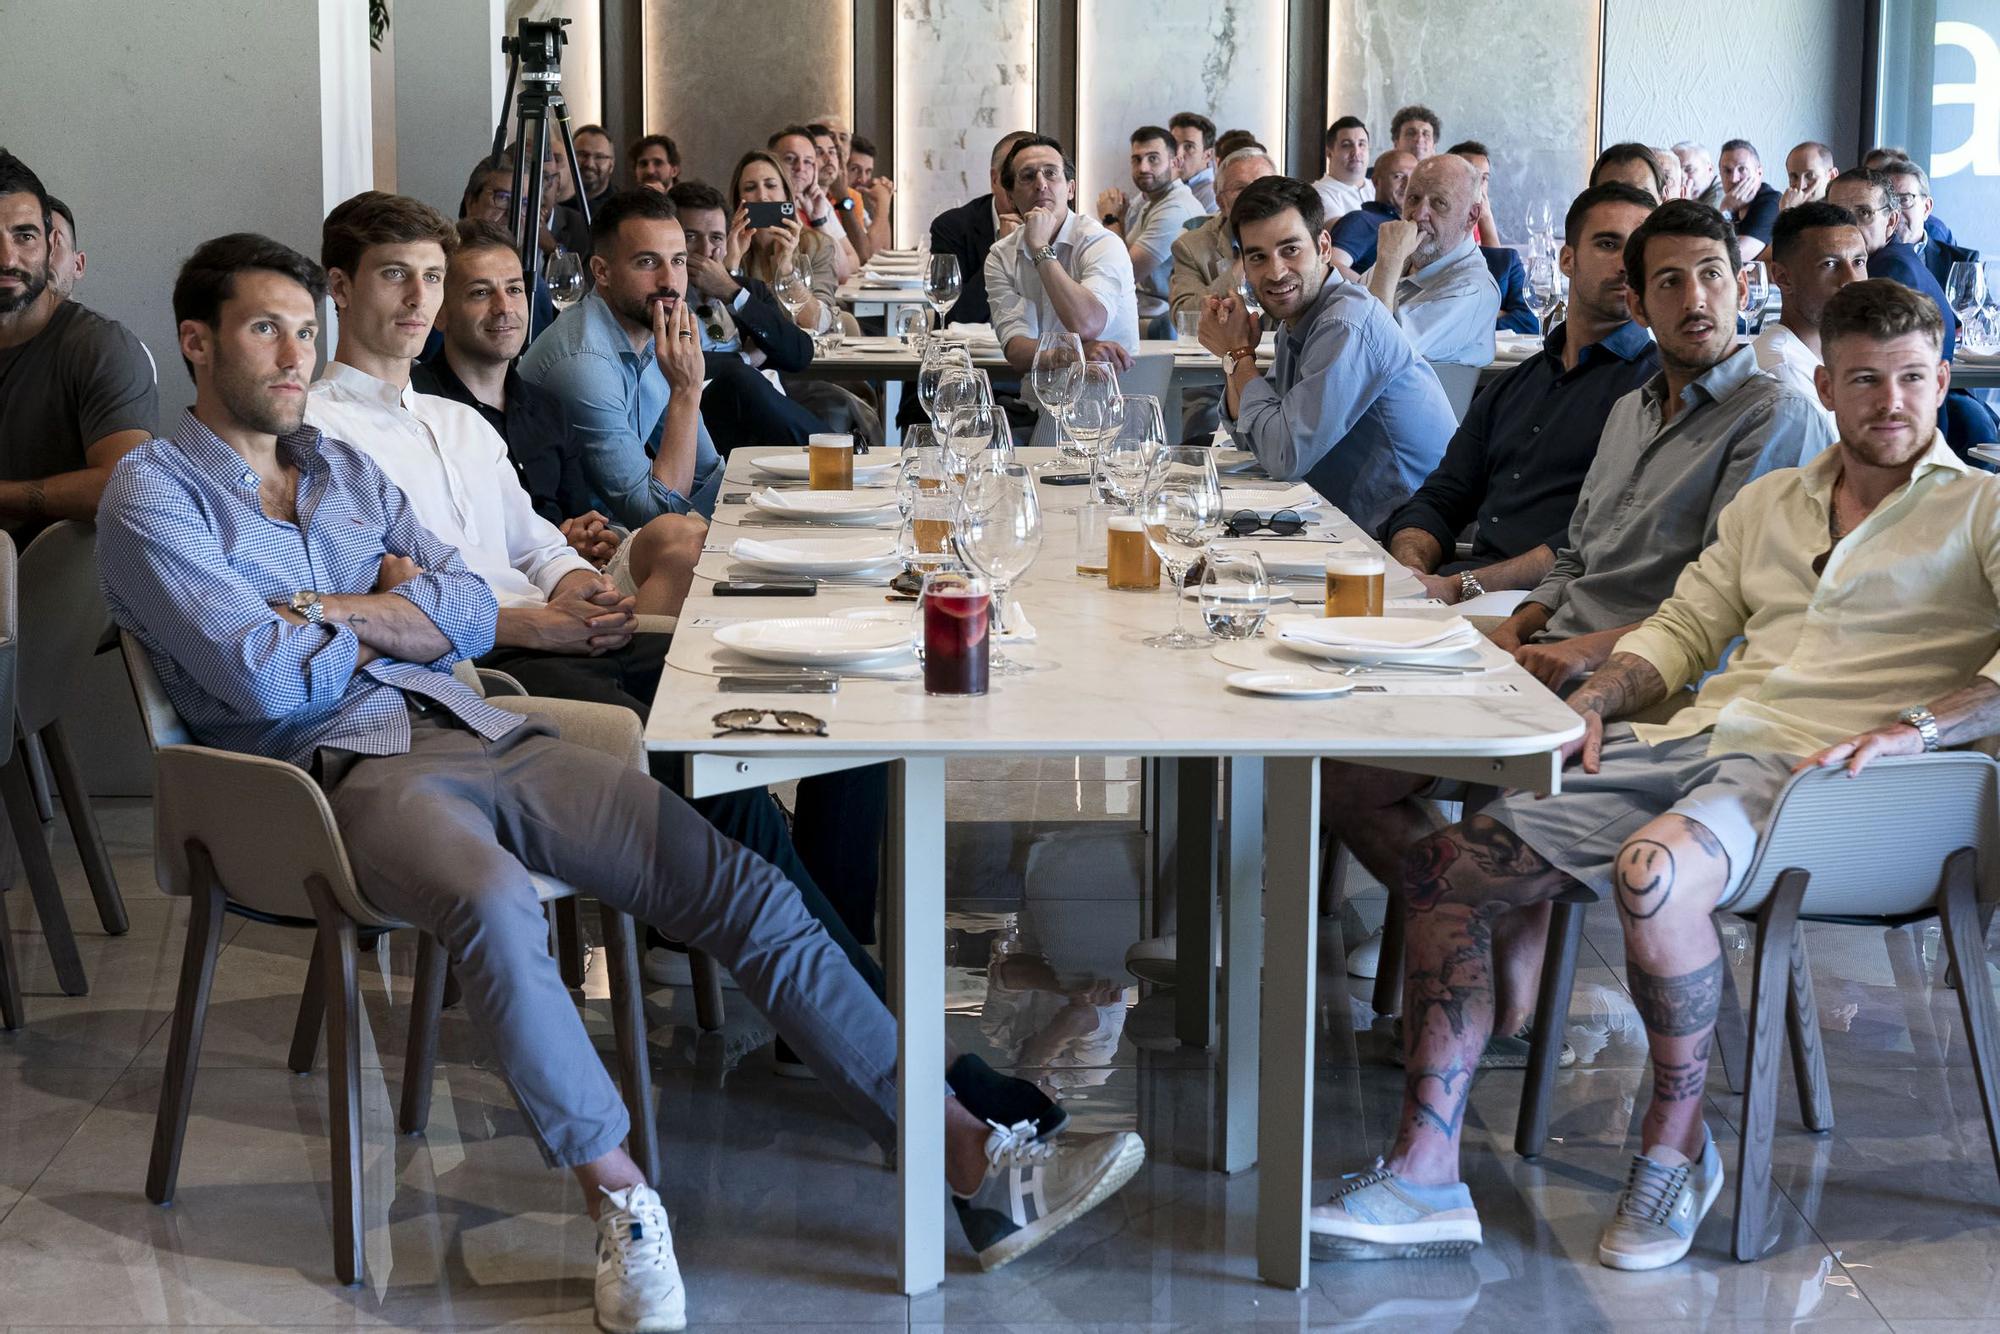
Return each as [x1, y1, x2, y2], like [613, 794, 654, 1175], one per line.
[1718, 139, 1781, 261]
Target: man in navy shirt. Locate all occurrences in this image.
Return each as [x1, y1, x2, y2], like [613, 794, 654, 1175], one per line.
[1829, 170, 1957, 359]
[1717, 139, 1782, 261]
[1329, 149, 1414, 273]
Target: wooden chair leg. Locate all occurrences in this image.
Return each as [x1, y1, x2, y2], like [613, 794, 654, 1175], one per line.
[553, 897, 586, 989]
[1516, 898, 1586, 1158]
[1734, 867, 1810, 1262]
[689, 948, 725, 1033]
[1370, 896, 1405, 1018]
[146, 845, 227, 1205]
[0, 877, 21, 1030]
[303, 876, 364, 1287]
[1936, 847, 2000, 1188]
[42, 719, 128, 936]
[599, 904, 659, 1184]
[0, 752, 85, 995]
[1784, 923, 1834, 1134]
[1711, 917, 1748, 1095]
[399, 933, 449, 1135]
[288, 935, 326, 1074]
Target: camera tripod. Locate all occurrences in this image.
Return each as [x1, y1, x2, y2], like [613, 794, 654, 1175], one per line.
[491, 17, 591, 337]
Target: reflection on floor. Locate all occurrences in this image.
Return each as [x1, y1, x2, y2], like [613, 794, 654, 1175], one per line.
[1, 768, 1998, 1330]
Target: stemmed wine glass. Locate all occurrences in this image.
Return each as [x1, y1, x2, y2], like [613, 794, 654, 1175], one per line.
[1062, 362, 1123, 469]
[1738, 261, 1769, 335]
[925, 253, 963, 322]
[1982, 261, 2000, 354]
[933, 364, 993, 429]
[1093, 394, 1164, 510]
[772, 263, 813, 329]
[953, 462, 1043, 673]
[916, 340, 970, 425]
[1947, 261, 1985, 351]
[1138, 445, 1224, 649]
[1525, 252, 1563, 333]
[940, 401, 1005, 488]
[1030, 330, 1085, 470]
[545, 249, 587, 311]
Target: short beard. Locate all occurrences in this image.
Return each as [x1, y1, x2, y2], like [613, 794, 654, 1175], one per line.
[0, 266, 48, 314]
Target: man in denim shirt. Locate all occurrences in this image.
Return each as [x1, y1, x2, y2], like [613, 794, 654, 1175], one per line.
[520, 190, 722, 525]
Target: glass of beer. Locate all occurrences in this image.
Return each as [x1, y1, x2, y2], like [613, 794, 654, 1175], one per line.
[916, 571, 990, 696]
[808, 432, 855, 490]
[1324, 551, 1386, 617]
[1075, 501, 1111, 576]
[902, 490, 959, 574]
[1106, 513, 1161, 590]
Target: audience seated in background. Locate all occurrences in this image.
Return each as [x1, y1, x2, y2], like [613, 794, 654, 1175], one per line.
[1200, 176, 1455, 532]
[1591, 141, 1664, 202]
[1675, 141, 1722, 209]
[0, 150, 156, 541]
[1168, 111, 1219, 212]
[1365, 153, 1500, 366]
[1446, 140, 1536, 334]
[768, 125, 859, 282]
[1781, 140, 1837, 207]
[1213, 128, 1264, 161]
[1309, 278, 1995, 1275]
[629, 133, 679, 192]
[458, 152, 559, 336]
[845, 133, 896, 252]
[1753, 201, 1869, 426]
[1315, 116, 1371, 223]
[728, 150, 837, 316]
[519, 190, 722, 526]
[1383, 182, 1660, 608]
[985, 134, 1140, 372]
[1879, 157, 1980, 290]
[1717, 139, 1781, 260]
[1390, 104, 1440, 159]
[1829, 169, 1958, 360]
[572, 124, 618, 213]
[927, 129, 1031, 328]
[806, 121, 875, 266]
[1170, 147, 1278, 436]
[1329, 149, 1415, 273]
[1096, 124, 1201, 339]
[505, 138, 591, 257]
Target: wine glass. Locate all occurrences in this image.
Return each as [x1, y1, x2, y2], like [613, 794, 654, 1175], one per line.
[940, 401, 1005, 487]
[933, 364, 993, 426]
[545, 248, 587, 311]
[916, 341, 970, 424]
[1093, 394, 1164, 510]
[1979, 261, 2000, 354]
[1200, 549, 1272, 640]
[808, 298, 845, 354]
[953, 462, 1043, 673]
[1062, 362, 1123, 468]
[1525, 252, 1563, 332]
[772, 265, 812, 327]
[1235, 267, 1264, 321]
[1138, 445, 1224, 649]
[1030, 330, 1085, 469]
[897, 440, 945, 521]
[1947, 261, 1985, 351]
[925, 253, 963, 320]
[1738, 261, 1769, 335]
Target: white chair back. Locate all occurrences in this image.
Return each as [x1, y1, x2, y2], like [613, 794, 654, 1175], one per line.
[16, 520, 107, 730]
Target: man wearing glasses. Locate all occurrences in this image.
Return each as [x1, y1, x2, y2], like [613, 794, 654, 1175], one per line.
[1877, 158, 1981, 292]
[1827, 170, 1958, 360]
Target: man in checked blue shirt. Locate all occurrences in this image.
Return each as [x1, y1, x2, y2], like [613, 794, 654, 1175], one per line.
[97, 234, 1145, 1330]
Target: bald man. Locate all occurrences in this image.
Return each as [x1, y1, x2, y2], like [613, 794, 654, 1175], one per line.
[1329, 149, 1416, 272]
[1780, 141, 1838, 209]
[1368, 154, 1501, 365]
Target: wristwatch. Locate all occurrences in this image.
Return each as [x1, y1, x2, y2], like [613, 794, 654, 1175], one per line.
[1457, 571, 1487, 602]
[290, 590, 325, 625]
[1899, 705, 1941, 751]
[1101, 212, 1121, 226]
[834, 195, 856, 213]
[1028, 243, 1059, 267]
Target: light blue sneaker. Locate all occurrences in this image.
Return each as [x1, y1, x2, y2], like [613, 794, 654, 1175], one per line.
[1309, 1160, 1483, 1260]
[1597, 1125, 1724, 1271]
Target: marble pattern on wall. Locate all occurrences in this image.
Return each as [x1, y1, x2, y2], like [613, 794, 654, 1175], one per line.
[1329, 0, 1600, 245]
[1076, 0, 1287, 207]
[895, 0, 1036, 248]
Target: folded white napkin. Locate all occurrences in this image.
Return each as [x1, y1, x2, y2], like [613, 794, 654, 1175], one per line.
[1220, 482, 1324, 520]
[754, 489, 897, 514]
[859, 273, 926, 289]
[729, 536, 900, 566]
[997, 600, 1036, 643]
[1276, 614, 1478, 650]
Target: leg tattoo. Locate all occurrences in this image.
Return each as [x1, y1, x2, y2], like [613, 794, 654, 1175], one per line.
[1627, 956, 1724, 1037]
[1401, 910, 1495, 1144]
[1401, 815, 1556, 914]
[1615, 839, 1676, 920]
[1649, 1034, 1713, 1105]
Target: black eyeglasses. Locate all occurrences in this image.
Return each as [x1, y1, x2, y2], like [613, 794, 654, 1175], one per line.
[712, 709, 828, 736]
[1225, 508, 1307, 537]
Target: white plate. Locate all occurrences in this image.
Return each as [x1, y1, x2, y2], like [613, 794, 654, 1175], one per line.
[713, 617, 913, 666]
[748, 490, 900, 524]
[749, 452, 899, 482]
[1226, 669, 1353, 699]
[1274, 614, 1479, 651]
[729, 535, 904, 574]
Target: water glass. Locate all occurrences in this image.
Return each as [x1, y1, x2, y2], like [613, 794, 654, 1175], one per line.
[894, 302, 935, 346]
[1075, 501, 1111, 576]
[1200, 549, 1272, 640]
[1093, 394, 1163, 509]
[1948, 261, 1986, 351]
[1138, 445, 1224, 649]
[1174, 309, 1203, 342]
[1739, 261, 1769, 334]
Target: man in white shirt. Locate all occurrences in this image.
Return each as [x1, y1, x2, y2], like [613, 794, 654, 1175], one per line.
[1310, 277, 1994, 1275]
[1168, 111, 1218, 212]
[1753, 201, 1869, 424]
[985, 134, 1140, 371]
[1097, 125, 1202, 338]
[1367, 154, 1500, 365]
[1315, 116, 1370, 224]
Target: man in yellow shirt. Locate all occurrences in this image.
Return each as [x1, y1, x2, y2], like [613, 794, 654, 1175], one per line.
[1309, 279, 1997, 1272]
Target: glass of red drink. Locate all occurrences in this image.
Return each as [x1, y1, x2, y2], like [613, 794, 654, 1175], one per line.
[918, 571, 990, 696]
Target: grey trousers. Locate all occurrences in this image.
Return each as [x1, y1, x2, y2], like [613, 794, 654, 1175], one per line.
[319, 711, 899, 1168]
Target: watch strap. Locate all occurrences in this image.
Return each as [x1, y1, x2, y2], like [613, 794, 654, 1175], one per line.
[1029, 243, 1059, 267]
[1458, 571, 1486, 602]
[1901, 705, 1942, 751]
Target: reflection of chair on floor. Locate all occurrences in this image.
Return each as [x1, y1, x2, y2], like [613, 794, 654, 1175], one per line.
[1514, 753, 2000, 1263]
[123, 635, 660, 1285]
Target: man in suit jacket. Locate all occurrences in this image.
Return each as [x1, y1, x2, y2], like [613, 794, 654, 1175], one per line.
[671, 183, 826, 449]
[927, 130, 1032, 327]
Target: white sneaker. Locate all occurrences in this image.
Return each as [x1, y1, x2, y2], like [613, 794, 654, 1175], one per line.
[594, 1183, 686, 1333]
[1596, 1127, 1724, 1271]
[1348, 927, 1384, 979]
[1124, 933, 1178, 986]
[643, 946, 737, 991]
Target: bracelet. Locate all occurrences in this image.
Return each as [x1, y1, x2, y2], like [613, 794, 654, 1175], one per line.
[1458, 571, 1486, 602]
[1224, 345, 1258, 374]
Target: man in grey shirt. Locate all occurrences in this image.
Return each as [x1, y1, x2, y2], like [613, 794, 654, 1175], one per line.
[1097, 125, 1201, 339]
[1198, 176, 1455, 533]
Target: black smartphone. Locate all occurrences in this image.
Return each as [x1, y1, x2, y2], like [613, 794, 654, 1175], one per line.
[1039, 473, 1093, 486]
[714, 578, 818, 596]
[746, 200, 797, 229]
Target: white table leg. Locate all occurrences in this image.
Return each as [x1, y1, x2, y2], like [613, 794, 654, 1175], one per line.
[891, 756, 946, 1295]
[1218, 756, 1263, 1174]
[1257, 755, 1320, 1288]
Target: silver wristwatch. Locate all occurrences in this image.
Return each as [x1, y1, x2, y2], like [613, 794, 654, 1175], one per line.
[1028, 243, 1059, 267]
[290, 590, 325, 625]
[1899, 705, 1941, 751]
[1457, 571, 1486, 602]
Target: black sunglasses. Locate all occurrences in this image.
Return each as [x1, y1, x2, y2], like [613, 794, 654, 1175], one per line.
[712, 709, 828, 736]
[1225, 508, 1307, 537]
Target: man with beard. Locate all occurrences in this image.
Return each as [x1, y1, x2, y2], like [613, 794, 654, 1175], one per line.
[0, 150, 155, 541]
[1197, 176, 1455, 532]
[1329, 149, 1416, 274]
[1366, 153, 1501, 365]
[984, 134, 1140, 372]
[519, 190, 722, 524]
[1309, 279, 1997, 1274]
[572, 124, 619, 214]
[1096, 125, 1201, 339]
[1717, 139, 1781, 261]
[768, 125, 859, 282]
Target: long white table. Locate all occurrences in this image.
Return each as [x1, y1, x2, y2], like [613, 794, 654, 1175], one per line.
[645, 447, 1584, 1293]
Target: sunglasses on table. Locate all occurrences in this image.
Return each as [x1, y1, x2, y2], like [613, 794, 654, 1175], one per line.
[1224, 508, 1308, 537]
[712, 709, 828, 736]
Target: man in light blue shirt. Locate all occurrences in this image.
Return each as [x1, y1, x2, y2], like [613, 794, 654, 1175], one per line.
[520, 190, 721, 526]
[1198, 176, 1456, 532]
[1367, 154, 1500, 365]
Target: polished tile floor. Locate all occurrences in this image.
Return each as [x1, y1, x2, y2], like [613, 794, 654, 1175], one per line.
[3, 764, 2000, 1330]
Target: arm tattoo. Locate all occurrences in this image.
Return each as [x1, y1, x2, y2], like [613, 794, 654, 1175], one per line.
[1569, 650, 1668, 721]
[1627, 956, 1723, 1038]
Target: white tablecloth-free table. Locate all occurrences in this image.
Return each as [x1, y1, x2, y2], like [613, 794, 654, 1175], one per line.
[646, 447, 1584, 1293]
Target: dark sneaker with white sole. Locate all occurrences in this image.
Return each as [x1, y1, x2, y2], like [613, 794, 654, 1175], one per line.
[953, 1119, 1145, 1271]
[1309, 1161, 1483, 1260]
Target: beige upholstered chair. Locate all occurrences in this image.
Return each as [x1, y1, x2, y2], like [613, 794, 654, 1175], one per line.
[121, 633, 659, 1286]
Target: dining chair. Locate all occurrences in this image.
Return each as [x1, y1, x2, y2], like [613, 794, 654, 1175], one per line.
[1512, 753, 2000, 1263]
[121, 632, 661, 1286]
[1426, 360, 1483, 421]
